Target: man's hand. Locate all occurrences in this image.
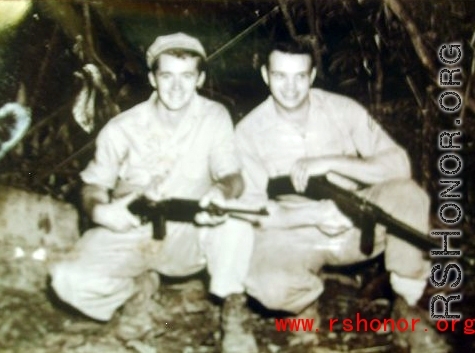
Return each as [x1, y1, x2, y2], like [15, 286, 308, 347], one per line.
[194, 187, 228, 226]
[290, 157, 333, 192]
[92, 193, 141, 232]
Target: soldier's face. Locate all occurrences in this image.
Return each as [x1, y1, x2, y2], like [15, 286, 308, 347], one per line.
[262, 51, 316, 111]
[149, 53, 205, 112]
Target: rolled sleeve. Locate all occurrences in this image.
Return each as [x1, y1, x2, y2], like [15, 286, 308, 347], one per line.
[347, 103, 411, 174]
[349, 107, 397, 156]
[80, 122, 126, 189]
[208, 105, 241, 180]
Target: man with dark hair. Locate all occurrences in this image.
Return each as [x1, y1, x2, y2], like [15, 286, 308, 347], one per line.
[49, 32, 257, 352]
[235, 39, 449, 351]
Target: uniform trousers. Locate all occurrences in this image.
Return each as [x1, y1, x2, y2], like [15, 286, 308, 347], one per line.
[245, 179, 432, 313]
[50, 218, 254, 321]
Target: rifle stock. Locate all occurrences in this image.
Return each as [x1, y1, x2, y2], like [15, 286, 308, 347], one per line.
[266, 176, 439, 253]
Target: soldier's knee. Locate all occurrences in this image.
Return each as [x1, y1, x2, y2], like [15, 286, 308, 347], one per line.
[371, 179, 430, 214]
[393, 179, 430, 209]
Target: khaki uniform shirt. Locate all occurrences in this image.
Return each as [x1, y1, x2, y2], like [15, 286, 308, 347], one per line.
[236, 88, 408, 204]
[81, 92, 240, 199]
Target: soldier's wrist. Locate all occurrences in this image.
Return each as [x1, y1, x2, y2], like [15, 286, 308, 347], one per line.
[81, 184, 110, 218]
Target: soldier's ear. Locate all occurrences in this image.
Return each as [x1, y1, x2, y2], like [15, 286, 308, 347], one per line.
[261, 65, 269, 86]
[310, 67, 317, 83]
[148, 72, 157, 88]
[196, 72, 206, 88]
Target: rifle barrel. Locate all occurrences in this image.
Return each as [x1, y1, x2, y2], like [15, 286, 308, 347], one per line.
[208, 203, 269, 216]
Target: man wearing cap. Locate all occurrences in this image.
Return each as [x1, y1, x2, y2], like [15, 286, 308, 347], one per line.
[49, 32, 258, 352]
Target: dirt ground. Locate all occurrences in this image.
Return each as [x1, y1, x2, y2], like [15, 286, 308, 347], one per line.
[1, 255, 472, 353]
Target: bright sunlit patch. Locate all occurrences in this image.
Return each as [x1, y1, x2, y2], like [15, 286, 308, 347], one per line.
[14, 246, 25, 258]
[0, 0, 31, 32]
[32, 247, 47, 261]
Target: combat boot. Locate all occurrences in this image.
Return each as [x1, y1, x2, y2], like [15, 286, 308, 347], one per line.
[221, 293, 258, 353]
[288, 300, 320, 346]
[115, 270, 165, 341]
[392, 296, 451, 353]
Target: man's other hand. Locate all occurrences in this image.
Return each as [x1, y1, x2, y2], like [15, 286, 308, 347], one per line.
[92, 193, 141, 232]
[195, 187, 228, 226]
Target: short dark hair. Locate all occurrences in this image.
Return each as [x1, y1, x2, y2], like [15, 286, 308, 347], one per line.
[150, 48, 206, 73]
[264, 40, 315, 68]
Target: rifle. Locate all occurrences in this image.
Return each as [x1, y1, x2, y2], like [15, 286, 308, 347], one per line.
[128, 197, 268, 240]
[266, 175, 440, 255]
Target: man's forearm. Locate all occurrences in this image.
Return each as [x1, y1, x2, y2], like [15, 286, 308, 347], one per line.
[215, 173, 245, 199]
[327, 149, 411, 185]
